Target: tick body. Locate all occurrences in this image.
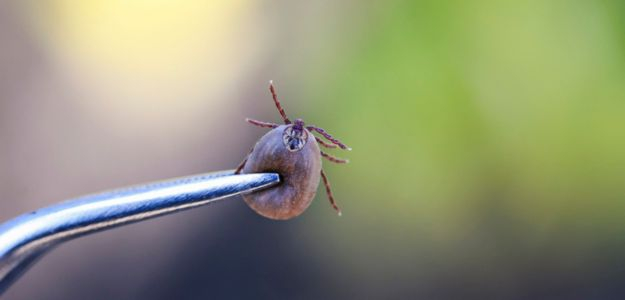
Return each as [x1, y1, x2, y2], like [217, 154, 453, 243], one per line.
[236, 81, 350, 220]
[242, 125, 321, 220]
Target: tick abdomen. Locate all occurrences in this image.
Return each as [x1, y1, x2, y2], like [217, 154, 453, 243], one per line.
[242, 125, 321, 220]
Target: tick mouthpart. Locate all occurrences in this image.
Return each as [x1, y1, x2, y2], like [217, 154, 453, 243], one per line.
[293, 118, 305, 131]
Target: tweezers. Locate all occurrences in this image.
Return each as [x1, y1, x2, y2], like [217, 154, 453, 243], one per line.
[0, 170, 280, 295]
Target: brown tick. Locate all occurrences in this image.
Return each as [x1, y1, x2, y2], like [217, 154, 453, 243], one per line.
[235, 81, 351, 220]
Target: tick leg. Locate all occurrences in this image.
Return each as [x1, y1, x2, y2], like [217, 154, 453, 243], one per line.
[269, 80, 291, 124]
[246, 118, 279, 129]
[234, 147, 254, 174]
[320, 169, 342, 216]
[307, 126, 351, 150]
[315, 137, 338, 149]
[320, 151, 349, 164]
[234, 158, 247, 174]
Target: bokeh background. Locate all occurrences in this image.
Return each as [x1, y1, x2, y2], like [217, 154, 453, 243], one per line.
[1, 0, 625, 299]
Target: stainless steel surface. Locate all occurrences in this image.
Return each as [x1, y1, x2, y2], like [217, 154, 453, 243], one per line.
[0, 170, 280, 295]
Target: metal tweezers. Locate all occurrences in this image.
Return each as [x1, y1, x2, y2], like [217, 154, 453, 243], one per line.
[0, 170, 280, 295]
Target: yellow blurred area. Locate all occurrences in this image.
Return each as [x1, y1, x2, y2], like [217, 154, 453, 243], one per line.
[47, 1, 246, 70]
[20, 0, 261, 132]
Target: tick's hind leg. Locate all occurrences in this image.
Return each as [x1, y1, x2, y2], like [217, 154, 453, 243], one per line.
[246, 118, 279, 129]
[320, 151, 349, 164]
[320, 169, 342, 216]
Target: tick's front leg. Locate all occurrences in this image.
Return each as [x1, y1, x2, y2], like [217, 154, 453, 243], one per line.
[234, 146, 255, 174]
[246, 118, 279, 129]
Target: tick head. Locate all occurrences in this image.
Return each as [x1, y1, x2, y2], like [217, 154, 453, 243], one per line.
[283, 119, 308, 152]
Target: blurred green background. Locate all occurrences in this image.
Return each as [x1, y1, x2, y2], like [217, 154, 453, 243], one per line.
[1, 0, 624, 299]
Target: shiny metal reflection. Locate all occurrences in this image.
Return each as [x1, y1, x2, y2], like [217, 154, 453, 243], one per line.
[0, 170, 280, 295]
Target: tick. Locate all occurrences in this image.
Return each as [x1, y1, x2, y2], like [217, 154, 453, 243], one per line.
[235, 81, 351, 220]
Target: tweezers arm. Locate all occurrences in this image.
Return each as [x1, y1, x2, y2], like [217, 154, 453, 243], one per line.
[0, 171, 279, 295]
